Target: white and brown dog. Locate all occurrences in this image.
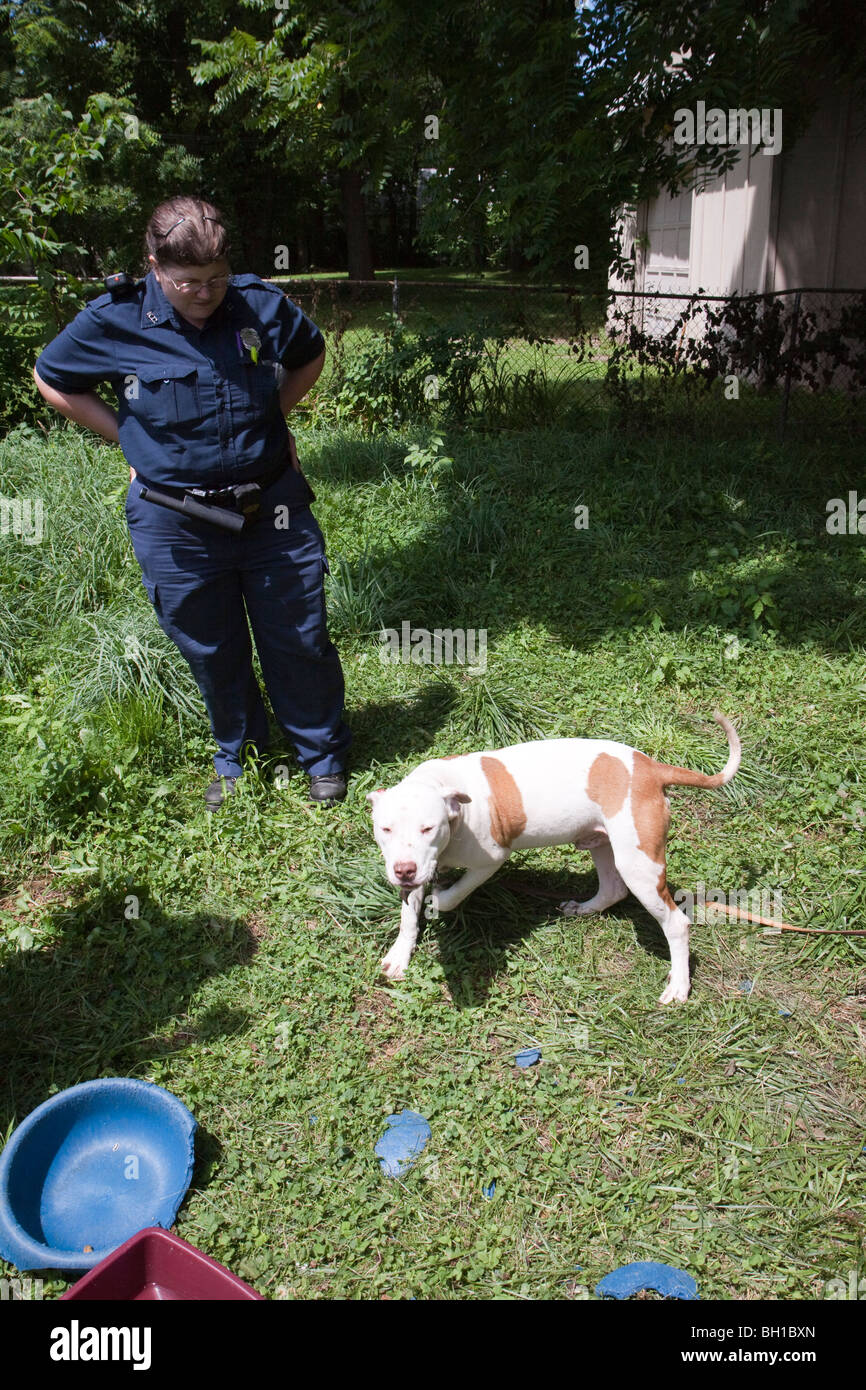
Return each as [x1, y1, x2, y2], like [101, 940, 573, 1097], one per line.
[368, 712, 740, 1004]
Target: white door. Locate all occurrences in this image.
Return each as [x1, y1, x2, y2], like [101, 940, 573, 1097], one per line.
[641, 187, 692, 333]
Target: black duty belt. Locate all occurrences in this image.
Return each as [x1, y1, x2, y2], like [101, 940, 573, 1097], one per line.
[136, 460, 288, 532]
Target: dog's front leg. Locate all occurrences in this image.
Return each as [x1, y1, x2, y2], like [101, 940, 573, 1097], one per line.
[431, 863, 502, 914]
[381, 885, 425, 981]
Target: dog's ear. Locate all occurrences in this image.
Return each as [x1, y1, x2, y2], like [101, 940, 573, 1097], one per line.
[366, 788, 386, 810]
[442, 789, 471, 817]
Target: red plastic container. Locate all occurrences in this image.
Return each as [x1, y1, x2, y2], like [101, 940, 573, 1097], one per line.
[60, 1227, 264, 1300]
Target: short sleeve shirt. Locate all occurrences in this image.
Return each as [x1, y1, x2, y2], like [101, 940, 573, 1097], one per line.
[34, 272, 325, 497]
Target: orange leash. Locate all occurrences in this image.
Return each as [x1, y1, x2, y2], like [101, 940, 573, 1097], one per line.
[700, 903, 866, 936]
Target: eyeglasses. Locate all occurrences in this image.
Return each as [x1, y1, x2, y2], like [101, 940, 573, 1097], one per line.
[161, 273, 232, 295]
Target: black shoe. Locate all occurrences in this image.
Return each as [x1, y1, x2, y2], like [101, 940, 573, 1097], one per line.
[309, 772, 347, 803]
[205, 775, 238, 811]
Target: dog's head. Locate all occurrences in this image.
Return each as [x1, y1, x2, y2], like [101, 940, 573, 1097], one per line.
[367, 782, 471, 889]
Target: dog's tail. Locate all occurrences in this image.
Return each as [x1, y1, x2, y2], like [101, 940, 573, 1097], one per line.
[653, 711, 740, 789]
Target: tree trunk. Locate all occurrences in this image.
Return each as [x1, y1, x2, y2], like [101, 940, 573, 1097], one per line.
[340, 166, 373, 280]
[388, 190, 399, 268]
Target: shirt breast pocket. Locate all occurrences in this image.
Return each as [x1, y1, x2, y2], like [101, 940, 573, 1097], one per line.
[135, 363, 201, 427]
[227, 362, 280, 421]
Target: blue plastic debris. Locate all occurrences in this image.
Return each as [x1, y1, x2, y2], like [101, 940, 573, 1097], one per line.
[595, 1261, 699, 1301]
[375, 1111, 431, 1178]
[739, 980, 753, 994]
[482, 1181, 496, 1199]
[779, 1009, 792, 1018]
[515, 1048, 542, 1068]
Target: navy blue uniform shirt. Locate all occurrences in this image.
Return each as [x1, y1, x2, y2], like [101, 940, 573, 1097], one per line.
[34, 272, 324, 497]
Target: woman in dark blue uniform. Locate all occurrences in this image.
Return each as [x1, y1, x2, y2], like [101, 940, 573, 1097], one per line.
[33, 195, 351, 809]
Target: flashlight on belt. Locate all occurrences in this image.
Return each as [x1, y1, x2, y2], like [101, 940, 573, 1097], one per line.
[139, 485, 248, 531]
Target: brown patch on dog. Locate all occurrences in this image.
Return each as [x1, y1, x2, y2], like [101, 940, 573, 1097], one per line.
[657, 868, 677, 911]
[481, 755, 527, 847]
[438, 754, 461, 761]
[640, 714, 739, 791]
[631, 751, 670, 862]
[653, 759, 727, 788]
[586, 752, 630, 818]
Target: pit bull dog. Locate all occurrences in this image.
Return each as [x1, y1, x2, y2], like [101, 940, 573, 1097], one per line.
[368, 712, 740, 1004]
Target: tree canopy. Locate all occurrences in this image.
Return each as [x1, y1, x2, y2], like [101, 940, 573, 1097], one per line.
[1, 0, 863, 282]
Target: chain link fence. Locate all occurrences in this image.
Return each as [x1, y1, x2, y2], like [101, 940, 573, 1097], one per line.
[276, 277, 866, 439]
[3, 274, 864, 438]
[604, 286, 866, 439]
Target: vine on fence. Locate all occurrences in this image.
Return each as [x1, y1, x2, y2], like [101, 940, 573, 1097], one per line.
[604, 290, 866, 406]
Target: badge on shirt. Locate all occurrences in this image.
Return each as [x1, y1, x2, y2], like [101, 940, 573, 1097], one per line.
[239, 328, 261, 364]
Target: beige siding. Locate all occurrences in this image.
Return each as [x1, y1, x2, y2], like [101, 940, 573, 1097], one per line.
[616, 84, 866, 301]
[768, 88, 866, 289]
[690, 148, 774, 294]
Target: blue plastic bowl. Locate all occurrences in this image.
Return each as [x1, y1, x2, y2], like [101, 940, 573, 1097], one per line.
[0, 1079, 196, 1273]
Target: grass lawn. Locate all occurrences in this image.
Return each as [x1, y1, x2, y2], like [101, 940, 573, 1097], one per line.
[0, 412, 864, 1300]
[272, 269, 607, 365]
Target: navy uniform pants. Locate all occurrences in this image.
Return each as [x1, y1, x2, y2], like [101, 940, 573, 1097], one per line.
[124, 466, 351, 781]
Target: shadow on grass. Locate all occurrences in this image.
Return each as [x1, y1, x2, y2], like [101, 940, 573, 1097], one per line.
[342, 684, 457, 770]
[307, 428, 866, 662]
[423, 866, 699, 1008]
[0, 886, 259, 1140]
[260, 681, 458, 779]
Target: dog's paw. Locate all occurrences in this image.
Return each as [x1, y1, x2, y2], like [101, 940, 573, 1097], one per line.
[380, 952, 408, 981]
[658, 977, 690, 1005]
[559, 898, 595, 916]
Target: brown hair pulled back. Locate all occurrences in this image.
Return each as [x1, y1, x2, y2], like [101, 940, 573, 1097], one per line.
[143, 196, 231, 273]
